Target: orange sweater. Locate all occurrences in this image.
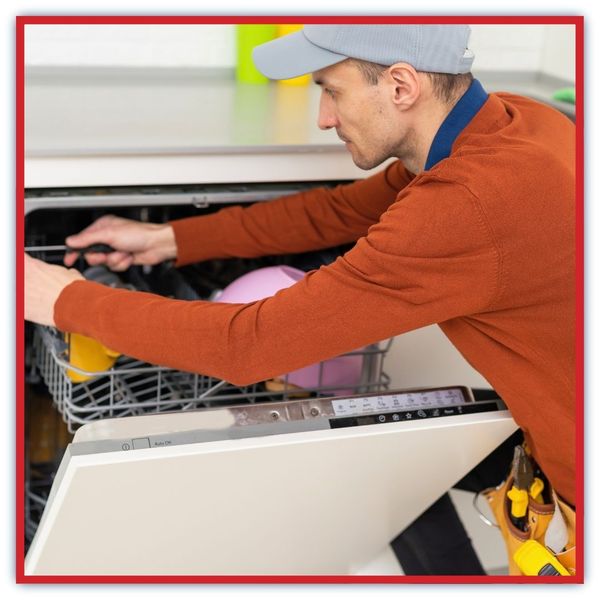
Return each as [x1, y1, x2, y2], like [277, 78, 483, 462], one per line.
[55, 92, 576, 505]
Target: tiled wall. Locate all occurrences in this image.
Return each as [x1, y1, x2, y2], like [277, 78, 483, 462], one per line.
[25, 25, 236, 68]
[470, 24, 576, 80]
[469, 25, 547, 72]
[25, 24, 575, 81]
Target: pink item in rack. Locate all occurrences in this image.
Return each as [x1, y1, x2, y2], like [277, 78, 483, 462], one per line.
[214, 265, 364, 395]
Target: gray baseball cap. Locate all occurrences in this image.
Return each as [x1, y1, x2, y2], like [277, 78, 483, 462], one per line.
[253, 24, 474, 80]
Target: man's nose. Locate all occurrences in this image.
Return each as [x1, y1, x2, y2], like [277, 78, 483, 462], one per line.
[317, 93, 338, 130]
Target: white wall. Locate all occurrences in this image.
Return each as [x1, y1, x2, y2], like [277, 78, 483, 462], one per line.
[25, 24, 575, 81]
[469, 25, 546, 72]
[541, 24, 577, 81]
[25, 24, 235, 68]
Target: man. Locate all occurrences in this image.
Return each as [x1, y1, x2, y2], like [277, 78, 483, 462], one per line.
[25, 25, 575, 574]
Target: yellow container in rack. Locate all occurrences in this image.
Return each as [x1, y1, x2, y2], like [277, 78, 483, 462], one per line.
[277, 25, 311, 86]
[65, 332, 120, 382]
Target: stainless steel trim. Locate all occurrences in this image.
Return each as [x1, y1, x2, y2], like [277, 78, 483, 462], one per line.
[25, 188, 296, 214]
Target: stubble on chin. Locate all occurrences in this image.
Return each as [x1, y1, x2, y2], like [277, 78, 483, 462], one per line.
[351, 148, 391, 171]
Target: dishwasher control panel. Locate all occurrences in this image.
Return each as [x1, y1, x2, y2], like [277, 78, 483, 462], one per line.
[329, 400, 502, 429]
[330, 387, 469, 417]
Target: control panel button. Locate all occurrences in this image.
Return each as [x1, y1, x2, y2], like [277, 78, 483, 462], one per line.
[132, 437, 151, 450]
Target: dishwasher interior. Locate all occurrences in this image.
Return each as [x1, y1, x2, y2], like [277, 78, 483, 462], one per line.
[23, 182, 393, 552]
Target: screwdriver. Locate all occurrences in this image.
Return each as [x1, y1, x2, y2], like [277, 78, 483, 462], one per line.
[24, 243, 116, 254]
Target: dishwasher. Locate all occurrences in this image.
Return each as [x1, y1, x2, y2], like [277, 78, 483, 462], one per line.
[23, 185, 518, 575]
[21, 69, 518, 575]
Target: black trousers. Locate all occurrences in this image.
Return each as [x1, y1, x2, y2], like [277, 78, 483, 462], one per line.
[390, 391, 523, 575]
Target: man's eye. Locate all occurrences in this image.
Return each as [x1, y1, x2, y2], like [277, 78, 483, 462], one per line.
[325, 88, 336, 98]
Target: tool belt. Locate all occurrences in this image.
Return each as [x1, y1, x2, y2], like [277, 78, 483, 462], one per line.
[478, 445, 576, 576]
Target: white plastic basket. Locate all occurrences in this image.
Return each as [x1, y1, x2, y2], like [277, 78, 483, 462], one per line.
[33, 325, 392, 433]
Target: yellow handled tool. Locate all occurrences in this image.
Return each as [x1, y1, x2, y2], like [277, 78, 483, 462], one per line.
[507, 486, 529, 518]
[529, 477, 545, 504]
[508, 445, 535, 529]
[513, 540, 570, 576]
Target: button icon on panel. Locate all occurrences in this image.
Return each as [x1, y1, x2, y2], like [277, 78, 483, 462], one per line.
[132, 438, 151, 450]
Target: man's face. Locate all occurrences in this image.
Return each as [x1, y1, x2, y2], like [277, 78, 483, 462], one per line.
[313, 60, 410, 170]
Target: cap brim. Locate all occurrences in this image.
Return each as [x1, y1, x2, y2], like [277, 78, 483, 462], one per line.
[252, 30, 348, 80]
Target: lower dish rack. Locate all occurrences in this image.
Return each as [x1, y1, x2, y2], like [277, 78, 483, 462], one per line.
[33, 325, 392, 433]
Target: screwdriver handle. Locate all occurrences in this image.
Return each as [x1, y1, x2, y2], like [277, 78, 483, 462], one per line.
[529, 477, 545, 503]
[66, 243, 116, 254]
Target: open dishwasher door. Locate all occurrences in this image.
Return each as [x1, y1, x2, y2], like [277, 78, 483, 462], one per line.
[25, 387, 517, 576]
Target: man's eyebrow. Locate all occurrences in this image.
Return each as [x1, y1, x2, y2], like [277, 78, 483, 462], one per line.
[314, 78, 338, 89]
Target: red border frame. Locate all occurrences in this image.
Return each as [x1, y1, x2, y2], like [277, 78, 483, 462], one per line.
[15, 15, 584, 585]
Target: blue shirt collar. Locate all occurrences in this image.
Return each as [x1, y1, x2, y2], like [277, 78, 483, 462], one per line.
[424, 79, 488, 171]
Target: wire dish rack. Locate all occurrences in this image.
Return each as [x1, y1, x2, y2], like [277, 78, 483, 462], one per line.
[33, 325, 392, 433]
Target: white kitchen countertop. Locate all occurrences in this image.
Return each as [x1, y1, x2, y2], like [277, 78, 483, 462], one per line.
[24, 67, 575, 189]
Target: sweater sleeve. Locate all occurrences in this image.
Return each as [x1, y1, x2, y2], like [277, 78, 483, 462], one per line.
[170, 159, 414, 266]
[54, 177, 500, 386]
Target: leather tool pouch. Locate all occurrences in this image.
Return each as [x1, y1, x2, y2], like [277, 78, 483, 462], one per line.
[482, 470, 576, 575]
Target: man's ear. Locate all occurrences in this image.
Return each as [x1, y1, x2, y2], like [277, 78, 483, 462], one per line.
[386, 63, 421, 110]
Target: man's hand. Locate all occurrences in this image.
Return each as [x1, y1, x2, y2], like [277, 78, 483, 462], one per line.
[25, 254, 85, 327]
[63, 215, 177, 271]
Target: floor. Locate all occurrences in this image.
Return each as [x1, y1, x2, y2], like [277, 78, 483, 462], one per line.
[353, 489, 509, 576]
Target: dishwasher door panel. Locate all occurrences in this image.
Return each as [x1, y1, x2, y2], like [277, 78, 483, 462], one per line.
[25, 399, 517, 576]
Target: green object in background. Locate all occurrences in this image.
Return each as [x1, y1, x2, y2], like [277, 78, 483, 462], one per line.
[552, 86, 576, 104]
[236, 25, 278, 84]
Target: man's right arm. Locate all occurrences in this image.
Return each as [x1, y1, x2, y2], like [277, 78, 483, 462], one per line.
[171, 160, 414, 267]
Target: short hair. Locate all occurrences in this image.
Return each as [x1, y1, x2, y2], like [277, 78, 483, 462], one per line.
[424, 72, 474, 104]
[349, 58, 474, 105]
